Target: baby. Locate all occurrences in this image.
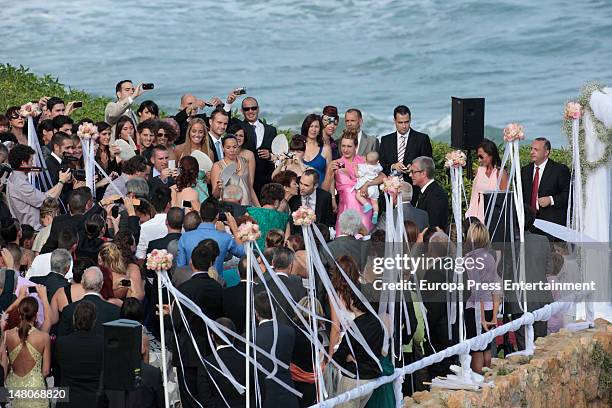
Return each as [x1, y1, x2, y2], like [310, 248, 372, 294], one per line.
[355, 151, 383, 224]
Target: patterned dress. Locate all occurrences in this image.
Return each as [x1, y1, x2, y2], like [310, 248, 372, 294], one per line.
[6, 328, 49, 407]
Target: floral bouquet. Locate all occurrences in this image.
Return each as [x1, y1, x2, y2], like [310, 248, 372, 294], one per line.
[146, 249, 174, 271]
[19, 102, 41, 118]
[292, 206, 316, 226]
[237, 221, 261, 242]
[444, 150, 467, 169]
[77, 122, 99, 140]
[503, 123, 525, 142]
[564, 102, 582, 120]
[380, 176, 402, 195]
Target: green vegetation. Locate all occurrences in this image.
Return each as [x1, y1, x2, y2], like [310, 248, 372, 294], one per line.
[591, 341, 611, 400]
[1, 63, 572, 201]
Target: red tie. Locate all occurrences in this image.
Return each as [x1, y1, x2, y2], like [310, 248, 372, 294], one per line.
[530, 166, 540, 209]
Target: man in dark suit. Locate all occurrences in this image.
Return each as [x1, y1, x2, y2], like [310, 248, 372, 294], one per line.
[521, 138, 571, 237]
[410, 156, 449, 231]
[379, 105, 433, 182]
[148, 145, 175, 192]
[56, 267, 121, 337]
[201, 317, 255, 408]
[254, 292, 299, 408]
[170, 239, 223, 408]
[207, 108, 230, 163]
[102, 362, 165, 408]
[241, 97, 277, 195]
[55, 300, 104, 408]
[44, 132, 74, 187]
[326, 209, 370, 271]
[30, 248, 70, 299]
[255, 247, 306, 325]
[288, 169, 334, 230]
[223, 257, 249, 334]
[220, 184, 248, 217]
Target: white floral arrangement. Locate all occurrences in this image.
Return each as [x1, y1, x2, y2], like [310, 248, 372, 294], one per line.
[292, 206, 316, 226]
[380, 175, 402, 195]
[503, 123, 525, 142]
[444, 150, 467, 168]
[564, 102, 582, 120]
[19, 102, 41, 118]
[237, 221, 261, 242]
[146, 249, 174, 271]
[77, 122, 99, 140]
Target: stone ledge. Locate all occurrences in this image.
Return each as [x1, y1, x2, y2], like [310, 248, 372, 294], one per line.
[405, 318, 611, 408]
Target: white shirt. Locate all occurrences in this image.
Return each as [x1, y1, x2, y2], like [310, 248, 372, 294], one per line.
[396, 129, 410, 156]
[258, 318, 273, 326]
[209, 132, 224, 159]
[357, 130, 363, 150]
[152, 167, 161, 178]
[532, 159, 554, 209]
[301, 190, 317, 211]
[420, 179, 435, 194]
[27, 252, 73, 281]
[249, 120, 265, 149]
[51, 152, 62, 164]
[136, 213, 168, 259]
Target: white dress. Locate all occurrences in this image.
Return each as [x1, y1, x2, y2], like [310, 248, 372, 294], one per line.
[354, 163, 383, 199]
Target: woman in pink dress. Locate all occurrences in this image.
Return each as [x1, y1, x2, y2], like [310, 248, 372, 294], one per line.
[322, 130, 384, 235]
[465, 139, 508, 223]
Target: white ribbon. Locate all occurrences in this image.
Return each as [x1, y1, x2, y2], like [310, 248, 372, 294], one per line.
[81, 138, 96, 198]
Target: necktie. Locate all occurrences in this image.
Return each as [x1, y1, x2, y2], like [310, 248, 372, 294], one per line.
[305, 196, 311, 209]
[530, 166, 540, 209]
[398, 135, 407, 164]
[215, 140, 223, 160]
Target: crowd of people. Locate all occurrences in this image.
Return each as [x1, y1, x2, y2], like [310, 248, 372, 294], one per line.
[0, 80, 572, 407]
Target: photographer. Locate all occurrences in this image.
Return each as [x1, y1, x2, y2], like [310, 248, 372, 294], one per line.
[271, 136, 310, 179]
[5, 145, 71, 230]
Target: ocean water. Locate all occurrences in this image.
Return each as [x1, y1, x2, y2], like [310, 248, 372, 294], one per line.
[2, 0, 612, 146]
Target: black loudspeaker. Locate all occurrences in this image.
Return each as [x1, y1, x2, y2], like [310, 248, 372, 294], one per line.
[451, 97, 485, 150]
[103, 319, 143, 390]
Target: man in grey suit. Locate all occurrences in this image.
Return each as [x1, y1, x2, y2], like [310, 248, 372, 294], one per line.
[104, 80, 149, 127]
[375, 181, 429, 232]
[345, 108, 379, 156]
[326, 209, 371, 271]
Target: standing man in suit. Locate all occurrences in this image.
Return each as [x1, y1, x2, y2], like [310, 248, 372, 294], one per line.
[148, 145, 176, 191]
[410, 156, 449, 231]
[254, 291, 299, 408]
[241, 97, 277, 195]
[45, 132, 74, 187]
[288, 169, 334, 229]
[521, 138, 571, 234]
[345, 108, 379, 157]
[208, 108, 230, 162]
[170, 239, 223, 408]
[222, 256, 250, 334]
[326, 209, 370, 271]
[105, 80, 148, 128]
[379, 105, 433, 182]
[30, 248, 70, 299]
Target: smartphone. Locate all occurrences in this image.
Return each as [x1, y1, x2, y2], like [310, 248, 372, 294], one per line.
[218, 212, 227, 222]
[234, 87, 247, 95]
[111, 205, 119, 218]
[28, 286, 38, 294]
[73, 101, 83, 108]
[120, 279, 131, 287]
[182, 200, 192, 208]
[168, 160, 176, 170]
[113, 198, 124, 204]
[142, 83, 155, 90]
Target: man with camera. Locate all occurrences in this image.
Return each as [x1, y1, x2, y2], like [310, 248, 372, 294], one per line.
[5, 144, 71, 230]
[105, 80, 151, 129]
[45, 132, 75, 186]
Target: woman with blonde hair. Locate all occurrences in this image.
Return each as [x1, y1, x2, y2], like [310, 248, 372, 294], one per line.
[174, 118, 213, 160]
[98, 242, 143, 302]
[32, 198, 59, 253]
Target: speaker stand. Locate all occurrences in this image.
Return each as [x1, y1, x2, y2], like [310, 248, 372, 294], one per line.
[466, 149, 473, 180]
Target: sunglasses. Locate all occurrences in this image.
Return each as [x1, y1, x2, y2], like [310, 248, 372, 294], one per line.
[407, 169, 423, 175]
[477, 155, 484, 159]
[10, 115, 20, 120]
[242, 106, 258, 112]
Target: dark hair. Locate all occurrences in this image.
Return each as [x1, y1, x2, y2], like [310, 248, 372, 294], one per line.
[84, 214, 106, 240]
[72, 258, 96, 284]
[221, 134, 238, 147]
[300, 114, 323, 146]
[52, 115, 73, 131]
[477, 138, 502, 168]
[200, 197, 220, 222]
[113, 230, 137, 266]
[167, 207, 185, 230]
[120, 297, 145, 323]
[58, 226, 79, 249]
[404, 220, 419, 243]
[0, 218, 20, 242]
[345, 108, 362, 119]
[96, 121, 111, 134]
[8, 144, 34, 169]
[212, 317, 236, 346]
[331, 255, 364, 311]
[137, 119, 159, 134]
[322, 105, 339, 120]
[227, 122, 246, 135]
[18, 297, 39, 343]
[265, 229, 285, 248]
[114, 116, 136, 142]
[121, 155, 149, 175]
[150, 185, 172, 213]
[20, 224, 35, 245]
[534, 137, 552, 151]
[176, 155, 199, 191]
[210, 108, 229, 121]
[73, 300, 97, 331]
[158, 120, 178, 144]
[37, 119, 55, 137]
[5, 106, 20, 120]
[286, 234, 305, 251]
[393, 105, 411, 119]
[0, 132, 17, 144]
[254, 291, 272, 319]
[151, 144, 168, 159]
[183, 211, 202, 231]
[302, 168, 319, 186]
[137, 100, 159, 118]
[0, 114, 8, 127]
[68, 187, 92, 214]
[192, 239, 219, 271]
[49, 131, 71, 152]
[316, 223, 331, 242]
[46, 97, 65, 112]
[272, 170, 298, 188]
[115, 80, 132, 94]
[237, 256, 248, 279]
[260, 183, 285, 206]
[340, 128, 358, 145]
[289, 136, 306, 152]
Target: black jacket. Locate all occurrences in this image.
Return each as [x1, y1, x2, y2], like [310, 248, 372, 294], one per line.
[222, 281, 248, 334]
[521, 159, 571, 228]
[411, 180, 449, 231]
[242, 119, 277, 195]
[379, 129, 433, 181]
[30, 272, 69, 300]
[100, 362, 164, 408]
[288, 188, 335, 230]
[255, 273, 306, 325]
[202, 345, 255, 408]
[56, 294, 121, 337]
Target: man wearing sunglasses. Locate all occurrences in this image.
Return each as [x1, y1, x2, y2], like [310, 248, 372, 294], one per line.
[241, 96, 277, 195]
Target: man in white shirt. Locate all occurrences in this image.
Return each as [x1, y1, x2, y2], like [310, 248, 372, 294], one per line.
[345, 108, 379, 157]
[208, 109, 229, 161]
[136, 186, 172, 259]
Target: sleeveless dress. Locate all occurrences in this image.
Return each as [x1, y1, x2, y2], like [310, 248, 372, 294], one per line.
[304, 146, 327, 184]
[334, 155, 374, 234]
[219, 157, 253, 206]
[465, 166, 502, 223]
[6, 328, 49, 408]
